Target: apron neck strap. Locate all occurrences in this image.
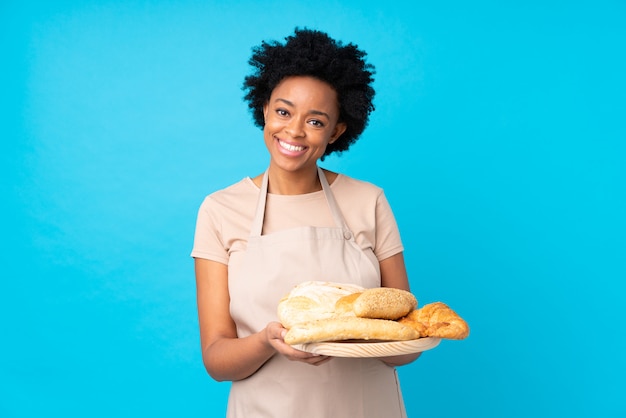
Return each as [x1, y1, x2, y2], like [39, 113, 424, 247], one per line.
[317, 166, 350, 233]
[249, 166, 350, 238]
[249, 170, 270, 237]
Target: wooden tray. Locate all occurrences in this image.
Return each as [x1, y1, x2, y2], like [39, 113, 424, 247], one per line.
[291, 337, 441, 358]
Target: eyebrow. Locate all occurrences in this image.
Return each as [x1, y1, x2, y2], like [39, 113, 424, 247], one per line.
[275, 98, 331, 119]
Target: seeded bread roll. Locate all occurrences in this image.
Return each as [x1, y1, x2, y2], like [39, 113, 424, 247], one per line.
[284, 316, 420, 345]
[353, 287, 417, 320]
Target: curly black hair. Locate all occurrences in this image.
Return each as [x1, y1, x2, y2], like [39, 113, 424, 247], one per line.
[242, 28, 376, 158]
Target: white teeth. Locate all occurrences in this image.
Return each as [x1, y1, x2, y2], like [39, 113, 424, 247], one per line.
[279, 139, 305, 152]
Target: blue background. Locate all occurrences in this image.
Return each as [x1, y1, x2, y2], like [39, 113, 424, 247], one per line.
[2, 1, 625, 417]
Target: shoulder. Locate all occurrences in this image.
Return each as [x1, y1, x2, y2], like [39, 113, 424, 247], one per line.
[329, 172, 389, 215]
[199, 177, 258, 211]
[331, 172, 384, 198]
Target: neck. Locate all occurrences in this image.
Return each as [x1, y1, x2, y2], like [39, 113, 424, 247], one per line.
[267, 166, 321, 195]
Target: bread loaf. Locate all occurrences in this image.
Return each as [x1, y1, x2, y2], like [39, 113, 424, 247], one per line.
[277, 281, 364, 328]
[334, 292, 362, 315]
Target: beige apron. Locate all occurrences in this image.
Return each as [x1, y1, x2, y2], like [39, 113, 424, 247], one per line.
[226, 166, 407, 418]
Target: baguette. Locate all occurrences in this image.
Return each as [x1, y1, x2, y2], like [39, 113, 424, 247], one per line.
[284, 316, 420, 345]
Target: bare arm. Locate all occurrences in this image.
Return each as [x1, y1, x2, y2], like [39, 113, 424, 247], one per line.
[378, 252, 422, 367]
[195, 258, 329, 381]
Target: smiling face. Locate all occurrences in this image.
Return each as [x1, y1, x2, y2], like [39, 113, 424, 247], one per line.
[263, 76, 347, 177]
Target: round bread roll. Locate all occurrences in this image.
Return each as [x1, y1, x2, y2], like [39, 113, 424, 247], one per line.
[353, 287, 417, 320]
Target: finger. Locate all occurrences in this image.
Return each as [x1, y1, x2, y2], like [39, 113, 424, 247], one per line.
[301, 354, 331, 365]
[310, 356, 332, 366]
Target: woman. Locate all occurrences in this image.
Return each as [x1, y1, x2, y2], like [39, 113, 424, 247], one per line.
[192, 28, 419, 417]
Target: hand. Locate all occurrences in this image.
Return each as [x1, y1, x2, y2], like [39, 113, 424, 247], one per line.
[265, 321, 331, 366]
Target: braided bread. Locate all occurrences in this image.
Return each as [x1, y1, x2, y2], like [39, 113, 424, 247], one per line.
[398, 302, 470, 340]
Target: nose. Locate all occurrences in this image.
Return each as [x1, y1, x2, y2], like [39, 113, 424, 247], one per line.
[285, 117, 305, 138]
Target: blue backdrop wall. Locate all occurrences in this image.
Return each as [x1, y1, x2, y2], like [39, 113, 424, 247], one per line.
[2, 1, 624, 417]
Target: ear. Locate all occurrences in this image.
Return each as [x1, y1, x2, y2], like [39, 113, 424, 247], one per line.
[329, 122, 347, 144]
[263, 102, 269, 122]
